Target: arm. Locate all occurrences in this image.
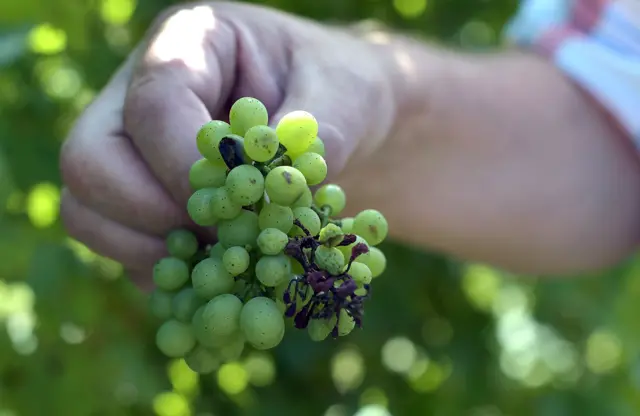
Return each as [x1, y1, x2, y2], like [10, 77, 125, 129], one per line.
[337, 35, 640, 275]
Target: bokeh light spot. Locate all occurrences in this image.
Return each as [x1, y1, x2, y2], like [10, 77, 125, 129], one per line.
[462, 264, 501, 311]
[585, 329, 622, 374]
[28, 24, 67, 55]
[152, 392, 190, 416]
[381, 336, 417, 374]
[168, 359, 199, 396]
[393, 0, 427, 18]
[331, 347, 365, 394]
[359, 386, 388, 409]
[26, 182, 60, 228]
[100, 0, 137, 25]
[217, 361, 248, 395]
[243, 352, 276, 387]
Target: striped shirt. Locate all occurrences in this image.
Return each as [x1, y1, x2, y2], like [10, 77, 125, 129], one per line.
[506, 0, 640, 149]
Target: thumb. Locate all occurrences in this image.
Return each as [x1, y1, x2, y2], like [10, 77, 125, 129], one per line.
[270, 61, 363, 178]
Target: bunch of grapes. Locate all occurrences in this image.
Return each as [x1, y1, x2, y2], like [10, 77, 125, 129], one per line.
[148, 97, 388, 374]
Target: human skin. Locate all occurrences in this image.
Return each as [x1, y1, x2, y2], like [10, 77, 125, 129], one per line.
[59, 2, 640, 289]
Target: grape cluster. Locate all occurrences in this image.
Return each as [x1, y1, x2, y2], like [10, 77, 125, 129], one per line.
[149, 97, 388, 374]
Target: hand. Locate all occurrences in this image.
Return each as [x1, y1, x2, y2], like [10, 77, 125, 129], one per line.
[59, 2, 398, 289]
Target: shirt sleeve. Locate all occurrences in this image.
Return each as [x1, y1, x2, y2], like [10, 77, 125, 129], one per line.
[504, 0, 640, 149]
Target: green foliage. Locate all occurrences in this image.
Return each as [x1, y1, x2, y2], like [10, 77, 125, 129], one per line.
[0, 0, 639, 415]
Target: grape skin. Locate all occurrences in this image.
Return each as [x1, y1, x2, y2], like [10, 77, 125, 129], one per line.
[185, 344, 220, 374]
[156, 319, 196, 357]
[153, 257, 189, 291]
[265, 166, 308, 206]
[200, 294, 243, 339]
[308, 316, 337, 342]
[225, 165, 265, 206]
[292, 152, 327, 186]
[290, 186, 313, 208]
[244, 125, 279, 162]
[187, 188, 219, 226]
[315, 246, 345, 275]
[191, 257, 235, 300]
[149, 289, 174, 320]
[217, 210, 260, 248]
[189, 158, 227, 190]
[275, 111, 318, 154]
[172, 287, 205, 322]
[355, 246, 386, 278]
[290, 207, 321, 237]
[258, 203, 294, 233]
[255, 254, 291, 287]
[257, 228, 289, 255]
[222, 246, 250, 276]
[209, 242, 226, 259]
[166, 229, 199, 260]
[240, 297, 285, 350]
[348, 262, 372, 285]
[352, 209, 388, 246]
[314, 184, 346, 216]
[229, 97, 269, 136]
[196, 120, 232, 164]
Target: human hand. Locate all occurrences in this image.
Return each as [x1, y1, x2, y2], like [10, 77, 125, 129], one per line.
[59, 2, 398, 289]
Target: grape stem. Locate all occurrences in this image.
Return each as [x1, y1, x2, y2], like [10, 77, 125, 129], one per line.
[311, 205, 333, 228]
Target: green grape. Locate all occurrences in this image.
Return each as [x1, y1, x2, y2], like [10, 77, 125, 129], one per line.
[347, 262, 372, 285]
[185, 344, 220, 374]
[288, 136, 324, 160]
[275, 279, 312, 313]
[275, 111, 318, 154]
[207, 187, 241, 220]
[352, 209, 388, 246]
[187, 188, 218, 226]
[290, 207, 321, 237]
[222, 246, 250, 275]
[225, 165, 265, 206]
[275, 299, 287, 315]
[209, 242, 226, 259]
[265, 166, 307, 206]
[153, 257, 189, 291]
[315, 246, 345, 275]
[290, 186, 312, 208]
[292, 152, 327, 186]
[166, 229, 198, 260]
[189, 158, 227, 190]
[172, 287, 205, 322]
[258, 203, 294, 233]
[337, 235, 369, 259]
[200, 294, 243, 340]
[257, 228, 289, 255]
[319, 223, 344, 246]
[191, 257, 235, 299]
[244, 125, 279, 162]
[340, 217, 354, 234]
[290, 258, 305, 275]
[314, 184, 346, 216]
[156, 319, 196, 358]
[149, 289, 174, 320]
[354, 286, 368, 297]
[196, 120, 232, 164]
[240, 297, 285, 350]
[337, 309, 355, 336]
[229, 97, 269, 136]
[217, 333, 245, 362]
[355, 246, 386, 278]
[255, 254, 291, 287]
[217, 210, 260, 248]
[192, 305, 229, 348]
[233, 279, 247, 295]
[308, 316, 337, 342]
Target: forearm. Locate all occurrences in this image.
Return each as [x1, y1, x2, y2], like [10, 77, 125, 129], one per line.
[338, 38, 640, 275]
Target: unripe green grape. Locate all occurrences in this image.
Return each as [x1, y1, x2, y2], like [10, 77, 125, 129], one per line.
[153, 257, 189, 291]
[347, 262, 372, 285]
[222, 246, 250, 276]
[209, 242, 226, 259]
[314, 184, 346, 216]
[319, 223, 344, 246]
[255, 254, 291, 287]
[308, 316, 337, 342]
[314, 246, 345, 275]
[337, 235, 369, 259]
[185, 344, 220, 374]
[290, 257, 305, 275]
[217, 210, 260, 248]
[200, 294, 243, 340]
[229, 97, 269, 136]
[187, 188, 219, 226]
[156, 319, 196, 358]
[290, 186, 312, 208]
[172, 287, 205, 322]
[290, 207, 321, 237]
[265, 166, 307, 206]
[149, 289, 174, 320]
[352, 209, 388, 246]
[288, 137, 324, 161]
[337, 309, 355, 336]
[340, 217, 354, 234]
[257, 228, 289, 255]
[191, 257, 235, 299]
[355, 246, 386, 278]
[292, 152, 327, 186]
[275, 111, 318, 154]
[258, 203, 294, 233]
[208, 187, 242, 220]
[244, 125, 279, 162]
[189, 158, 227, 190]
[240, 297, 285, 350]
[197, 120, 232, 164]
[225, 164, 265, 206]
[192, 305, 230, 348]
[217, 333, 245, 362]
[166, 229, 199, 260]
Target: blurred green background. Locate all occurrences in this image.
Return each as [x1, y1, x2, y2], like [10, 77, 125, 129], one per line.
[1, 0, 639, 415]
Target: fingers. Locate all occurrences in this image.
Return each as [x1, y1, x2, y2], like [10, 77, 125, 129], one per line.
[60, 57, 188, 237]
[60, 188, 167, 288]
[123, 6, 237, 206]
